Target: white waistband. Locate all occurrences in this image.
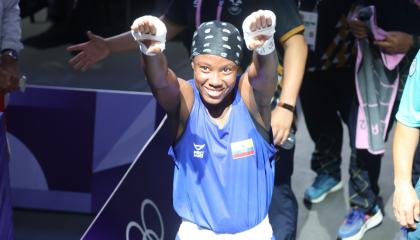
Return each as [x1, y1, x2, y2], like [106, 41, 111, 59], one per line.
[176, 215, 273, 240]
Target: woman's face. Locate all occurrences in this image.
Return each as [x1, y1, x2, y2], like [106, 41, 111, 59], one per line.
[192, 54, 239, 106]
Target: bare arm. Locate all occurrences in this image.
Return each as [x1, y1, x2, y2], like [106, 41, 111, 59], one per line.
[247, 49, 279, 105]
[132, 16, 193, 140]
[131, 16, 182, 115]
[104, 31, 138, 53]
[393, 121, 420, 229]
[67, 15, 186, 71]
[67, 31, 133, 71]
[142, 54, 181, 113]
[241, 10, 279, 129]
[271, 33, 307, 145]
[278, 34, 307, 109]
[105, 15, 186, 52]
[244, 48, 278, 130]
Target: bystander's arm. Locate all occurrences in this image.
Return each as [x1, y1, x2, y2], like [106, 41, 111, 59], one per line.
[271, 32, 307, 145]
[393, 122, 420, 229]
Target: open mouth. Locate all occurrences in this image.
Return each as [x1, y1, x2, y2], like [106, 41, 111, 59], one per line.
[205, 88, 224, 99]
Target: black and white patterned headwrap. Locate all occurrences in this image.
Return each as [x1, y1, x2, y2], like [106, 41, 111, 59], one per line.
[191, 21, 243, 65]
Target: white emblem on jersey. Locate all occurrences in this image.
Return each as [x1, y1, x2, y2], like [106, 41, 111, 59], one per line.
[228, 0, 242, 16]
[409, 58, 417, 77]
[193, 143, 205, 158]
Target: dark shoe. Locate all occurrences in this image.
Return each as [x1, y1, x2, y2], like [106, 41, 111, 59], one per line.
[304, 174, 343, 203]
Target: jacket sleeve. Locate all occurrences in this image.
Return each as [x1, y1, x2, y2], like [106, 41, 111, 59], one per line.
[1, 0, 23, 52]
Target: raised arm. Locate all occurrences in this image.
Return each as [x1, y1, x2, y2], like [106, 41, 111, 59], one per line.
[131, 16, 193, 141]
[130, 16, 183, 114]
[241, 10, 279, 128]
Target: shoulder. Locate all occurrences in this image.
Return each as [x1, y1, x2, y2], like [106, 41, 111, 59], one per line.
[238, 72, 258, 114]
[178, 79, 195, 117]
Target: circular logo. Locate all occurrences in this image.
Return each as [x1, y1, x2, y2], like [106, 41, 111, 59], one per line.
[409, 57, 417, 77]
[126, 199, 164, 240]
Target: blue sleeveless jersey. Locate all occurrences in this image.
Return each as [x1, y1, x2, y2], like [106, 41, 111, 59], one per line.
[168, 80, 276, 233]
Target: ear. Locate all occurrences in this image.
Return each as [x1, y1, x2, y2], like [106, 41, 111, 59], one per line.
[191, 62, 194, 69]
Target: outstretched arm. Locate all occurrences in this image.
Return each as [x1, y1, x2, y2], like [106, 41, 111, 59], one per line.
[131, 16, 183, 115]
[131, 16, 193, 140]
[67, 16, 186, 71]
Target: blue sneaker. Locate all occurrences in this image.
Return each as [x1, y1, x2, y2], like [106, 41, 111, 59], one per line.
[304, 174, 343, 203]
[337, 205, 383, 240]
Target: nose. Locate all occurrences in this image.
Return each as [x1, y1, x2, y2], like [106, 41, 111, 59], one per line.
[208, 72, 223, 87]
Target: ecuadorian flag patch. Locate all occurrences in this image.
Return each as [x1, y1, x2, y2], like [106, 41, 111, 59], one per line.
[231, 138, 255, 159]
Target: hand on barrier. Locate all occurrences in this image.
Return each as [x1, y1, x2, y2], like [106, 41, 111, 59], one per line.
[131, 16, 167, 56]
[242, 10, 276, 55]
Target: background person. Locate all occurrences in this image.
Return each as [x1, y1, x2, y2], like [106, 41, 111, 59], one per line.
[393, 49, 420, 239]
[338, 1, 420, 239]
[0, 0, 23, 239]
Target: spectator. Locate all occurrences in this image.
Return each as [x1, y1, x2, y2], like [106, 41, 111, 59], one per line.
[0, 0, 23, 239]
[393, 49, 420, 240]
[299, 0, 356, 206]
[302, 0, 420, 239]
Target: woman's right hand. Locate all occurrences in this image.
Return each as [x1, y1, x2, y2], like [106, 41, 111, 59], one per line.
[131, 16, 167, 55]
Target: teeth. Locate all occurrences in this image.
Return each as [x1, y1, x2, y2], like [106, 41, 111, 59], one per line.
[207, 88, 222, 97]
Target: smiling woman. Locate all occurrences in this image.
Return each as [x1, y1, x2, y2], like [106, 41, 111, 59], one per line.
[131, 10, 279, 239]
[192, 54, 238, 113]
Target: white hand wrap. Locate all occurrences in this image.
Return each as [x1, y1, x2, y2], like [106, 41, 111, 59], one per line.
[242, 10, 276, 55]
[131, 16, 167, 56]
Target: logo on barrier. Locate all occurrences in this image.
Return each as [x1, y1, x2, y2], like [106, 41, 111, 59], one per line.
[126, 199, 164, 240]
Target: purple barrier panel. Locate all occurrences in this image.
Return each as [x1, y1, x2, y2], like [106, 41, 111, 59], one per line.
[6, 86, 164, 213]
[0, 113, 14, 240]
[82, 117, 180, 240]
[91, 89, 164, 212]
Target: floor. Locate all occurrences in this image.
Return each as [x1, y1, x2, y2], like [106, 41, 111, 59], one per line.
[12, 7, 402, 240]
